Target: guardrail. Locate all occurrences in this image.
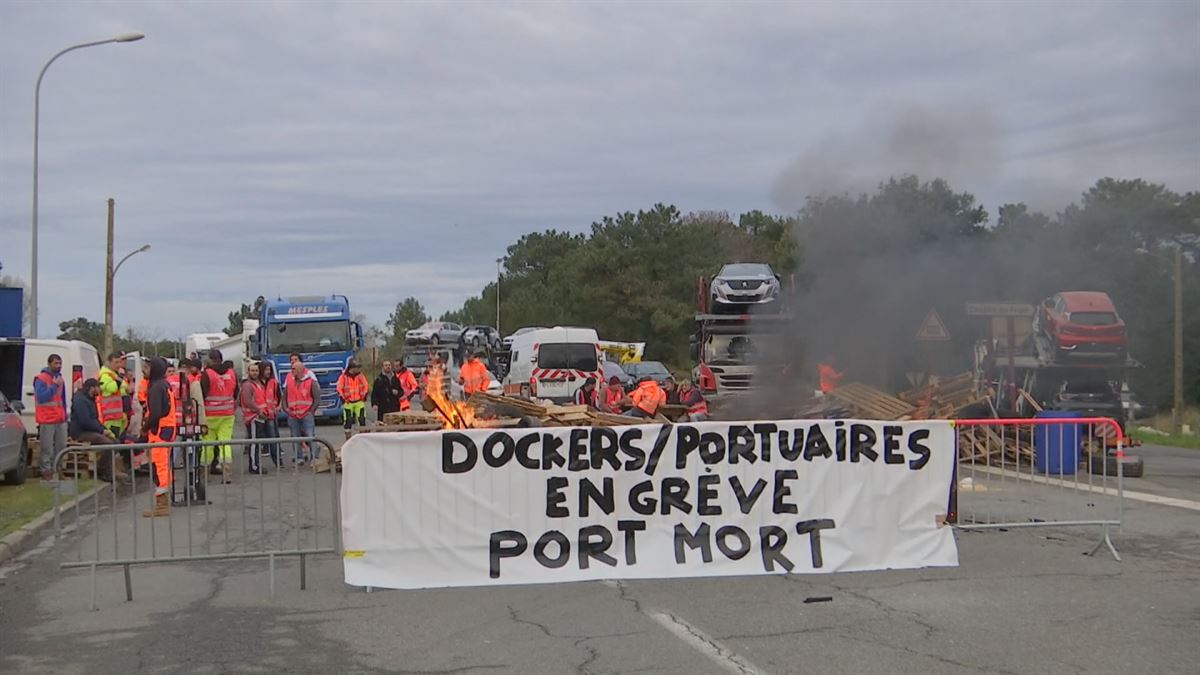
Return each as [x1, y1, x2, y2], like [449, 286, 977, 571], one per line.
[953, 417, 1125, 561]
[50, 436, 340, 609]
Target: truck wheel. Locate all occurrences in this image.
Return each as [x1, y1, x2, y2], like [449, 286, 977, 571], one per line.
[1088, 454, 1144, 479]
[2, 437, 28, 485]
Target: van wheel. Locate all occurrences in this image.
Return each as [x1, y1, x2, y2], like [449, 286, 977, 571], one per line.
[431, 335, 440, 345]
[2, 437, 28, 485]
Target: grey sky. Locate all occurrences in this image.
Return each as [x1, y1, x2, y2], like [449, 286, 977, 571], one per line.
[1, 1, 1196, 337]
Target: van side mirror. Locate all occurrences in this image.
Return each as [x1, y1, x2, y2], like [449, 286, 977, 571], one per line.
[9, 401, 24, 413]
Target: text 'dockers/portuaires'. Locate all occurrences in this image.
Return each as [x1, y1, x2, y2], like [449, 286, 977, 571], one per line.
[340, 420, 958, 589]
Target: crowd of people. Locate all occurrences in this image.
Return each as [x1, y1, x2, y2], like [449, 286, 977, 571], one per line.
[30, 347, 709, 514]
[572, 373, 708, 421]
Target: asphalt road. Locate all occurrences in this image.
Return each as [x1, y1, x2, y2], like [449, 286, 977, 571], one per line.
[0, 425, 1197, 674]
[1124, 443, 1200, 502]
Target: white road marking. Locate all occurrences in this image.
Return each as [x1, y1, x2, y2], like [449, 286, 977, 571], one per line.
[647, 610, 768, 675]
[962, 465, 1200, 512]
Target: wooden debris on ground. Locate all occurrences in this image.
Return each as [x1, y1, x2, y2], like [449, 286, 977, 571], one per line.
[956, 425, 1035, 466]
[468, 393, 658, 427]
[899, 373, 988, 419]
[826, 383, 916, 420]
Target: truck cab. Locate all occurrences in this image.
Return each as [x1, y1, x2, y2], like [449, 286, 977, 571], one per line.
[251, 295, 363, 421]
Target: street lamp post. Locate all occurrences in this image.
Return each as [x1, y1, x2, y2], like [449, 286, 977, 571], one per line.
[103, 197, 149, 355]
[496, 258, 502, 333]
[31, 32, 145, 338]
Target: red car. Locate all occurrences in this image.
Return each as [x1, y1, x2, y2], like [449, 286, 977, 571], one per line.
[1038, 291, 1127, 360]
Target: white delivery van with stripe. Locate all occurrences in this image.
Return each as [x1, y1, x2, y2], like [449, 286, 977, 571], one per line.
[503, 327, 603, 403]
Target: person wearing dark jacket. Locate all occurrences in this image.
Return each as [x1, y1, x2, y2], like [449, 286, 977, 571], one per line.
[70, 378, 123, 482]
[372, 360, 402, 418]
[142, 357, 176, 517]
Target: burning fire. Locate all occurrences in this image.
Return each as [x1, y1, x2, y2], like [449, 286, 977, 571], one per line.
[424, 362, 475, 429]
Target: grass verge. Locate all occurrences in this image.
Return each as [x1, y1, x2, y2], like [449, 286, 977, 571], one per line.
[0, 479, 97, 540]
[1130, 428, 1200, 450]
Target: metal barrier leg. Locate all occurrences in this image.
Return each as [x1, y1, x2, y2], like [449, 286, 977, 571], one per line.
[1087, 523, 1121, 562]
[269, 552, 275, 600]
[124, 563, 133, 601]
[300, 552, 307, 590]
[89, 564, 97, 611]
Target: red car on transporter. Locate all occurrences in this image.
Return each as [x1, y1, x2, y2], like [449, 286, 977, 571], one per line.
[1038, 291, 1128, 360]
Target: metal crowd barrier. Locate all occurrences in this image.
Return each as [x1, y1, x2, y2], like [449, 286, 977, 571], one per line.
[953, 417, 1125, 561]
[50, 435, 341, 609]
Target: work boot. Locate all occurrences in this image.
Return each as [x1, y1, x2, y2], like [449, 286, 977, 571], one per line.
[221, 462, 234, 483]
[142, 492, 170, 518]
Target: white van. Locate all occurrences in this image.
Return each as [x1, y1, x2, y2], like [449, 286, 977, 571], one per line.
[504, 327, 603, 403]
[0, 338, 101, 434]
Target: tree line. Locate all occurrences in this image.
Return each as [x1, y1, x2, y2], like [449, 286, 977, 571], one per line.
[388, 176, 1196, 408]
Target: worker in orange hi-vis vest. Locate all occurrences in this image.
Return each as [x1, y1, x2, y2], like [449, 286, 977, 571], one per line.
[458, 351, 491, 397]
[395, 363, 419, 411]
[200, 349, 238, 482]
[336, 360, 370, 440]
[817, 355, 844, 395]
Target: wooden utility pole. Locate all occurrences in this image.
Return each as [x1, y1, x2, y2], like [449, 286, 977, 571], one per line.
[1173, 247, 1184, 433]
[103, 198, 115, 356]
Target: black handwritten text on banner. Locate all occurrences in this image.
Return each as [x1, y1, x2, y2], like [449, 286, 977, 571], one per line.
[340, 420, 958, 589]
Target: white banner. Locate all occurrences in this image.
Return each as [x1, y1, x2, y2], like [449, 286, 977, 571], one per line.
[341, 420, 958, 589]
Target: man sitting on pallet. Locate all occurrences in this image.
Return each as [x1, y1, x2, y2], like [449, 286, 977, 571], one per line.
[69, 378, 128, 483]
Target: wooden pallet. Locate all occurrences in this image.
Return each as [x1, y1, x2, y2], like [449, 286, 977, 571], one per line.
[59, 450, 98, 479]
[828, 383, 916, 420]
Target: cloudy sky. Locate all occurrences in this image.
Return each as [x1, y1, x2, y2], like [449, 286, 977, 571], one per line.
[1, 1, 1196, 338]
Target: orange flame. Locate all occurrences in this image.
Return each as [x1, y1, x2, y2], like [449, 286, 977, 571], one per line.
[426, 362, 475, 429]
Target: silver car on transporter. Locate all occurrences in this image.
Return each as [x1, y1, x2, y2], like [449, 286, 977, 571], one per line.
[709, 262, 782, 313]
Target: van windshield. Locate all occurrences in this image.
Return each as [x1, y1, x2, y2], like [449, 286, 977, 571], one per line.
[538, 343, 598, 371]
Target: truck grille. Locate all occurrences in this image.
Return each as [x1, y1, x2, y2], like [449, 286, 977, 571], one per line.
[710, 367, 753, 391]
[726, 280, 763, 291]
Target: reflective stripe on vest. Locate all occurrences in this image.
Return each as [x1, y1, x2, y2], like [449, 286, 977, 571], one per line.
[264, 379, 280, 417]
[242, 380, 267, 418]
[286, 373, 314, 417]
[98, 370, 126, 423]
[337, 373, 368, 403]
[687, 398, 709, 416]
[205, 369, 237, 417]
[34, 372, 66, 425]
[159, 386, 178, 429]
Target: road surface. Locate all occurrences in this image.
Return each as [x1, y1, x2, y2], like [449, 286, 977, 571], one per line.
[0, 424, 1196, 674]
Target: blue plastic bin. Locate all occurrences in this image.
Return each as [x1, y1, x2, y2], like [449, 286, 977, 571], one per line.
[1034, 411, 1082, 475]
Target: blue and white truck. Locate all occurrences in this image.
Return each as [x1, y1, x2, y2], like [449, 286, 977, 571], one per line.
[248, 295, 364, 422]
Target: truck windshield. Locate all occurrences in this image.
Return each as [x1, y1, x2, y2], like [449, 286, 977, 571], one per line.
[704, 334, 760, 364]
[268, 320, 351, 353]
[538, 344, 598, 371]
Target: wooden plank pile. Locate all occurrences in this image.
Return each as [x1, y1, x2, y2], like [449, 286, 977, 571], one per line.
[956, 425, 1034, 466]
[825, 383, 917, 420]
[898, 373, 988, 419]
[467, 393, 646, 427]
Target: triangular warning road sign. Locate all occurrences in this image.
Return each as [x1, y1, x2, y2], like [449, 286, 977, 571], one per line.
[915, 308, 951, 341]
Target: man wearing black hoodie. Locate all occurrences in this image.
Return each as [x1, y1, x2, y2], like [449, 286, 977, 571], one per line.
[69, 378, 123, 482]
[141, 357, 176, 518]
